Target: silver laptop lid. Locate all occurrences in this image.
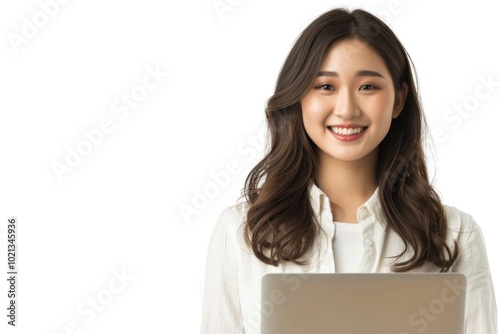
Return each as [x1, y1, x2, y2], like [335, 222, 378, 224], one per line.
[261, 273, 466, 334]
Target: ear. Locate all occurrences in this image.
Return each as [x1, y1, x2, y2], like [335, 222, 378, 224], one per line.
[392, 82, 408, 118]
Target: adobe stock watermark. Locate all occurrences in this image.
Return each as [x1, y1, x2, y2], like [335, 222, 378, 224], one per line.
[400, 277, 465, 334]
[432, 74, 499, 145]
[247, 274, 310, 331]
[46, 267, 134, 334]
[51, 64, 168, 182]
[212, 0, 245, 20]
[376, 0, 416, 24]
[178, 123, 267, 224]
[7, 0, 72, 54]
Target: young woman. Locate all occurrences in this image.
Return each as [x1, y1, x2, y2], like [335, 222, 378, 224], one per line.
[201, 8, 497, 334]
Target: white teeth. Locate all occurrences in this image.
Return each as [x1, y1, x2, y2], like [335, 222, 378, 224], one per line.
[331, 127, 364, 135]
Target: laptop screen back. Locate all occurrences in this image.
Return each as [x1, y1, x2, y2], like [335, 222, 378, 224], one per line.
[261, 273, 466, 334]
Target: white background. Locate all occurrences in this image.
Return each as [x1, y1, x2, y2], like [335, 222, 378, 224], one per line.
[0, 0, 499, 333]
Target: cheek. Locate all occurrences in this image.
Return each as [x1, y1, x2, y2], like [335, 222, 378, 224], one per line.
[301, 109, 315, 137]
[301, 100, 320, 140]
[366, 94, 395, 125]
[301, 97, 329, 126]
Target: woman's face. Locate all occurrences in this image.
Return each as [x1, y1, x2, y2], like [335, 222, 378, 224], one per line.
[301, 38, 406, 165]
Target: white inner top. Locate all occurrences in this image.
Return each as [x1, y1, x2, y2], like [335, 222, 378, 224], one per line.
[332, 221, 364, 273]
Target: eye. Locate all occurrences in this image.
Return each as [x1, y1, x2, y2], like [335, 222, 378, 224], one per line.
[359, 84, 378, 91]
[315, 84, 335, 91]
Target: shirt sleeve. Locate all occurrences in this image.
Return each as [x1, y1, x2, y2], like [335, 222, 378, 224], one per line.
[201, 207, 245, 334]
[452, 215, 498, 334]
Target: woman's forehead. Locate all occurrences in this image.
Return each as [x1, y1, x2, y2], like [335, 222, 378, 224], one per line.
[319, 39, 389, 76]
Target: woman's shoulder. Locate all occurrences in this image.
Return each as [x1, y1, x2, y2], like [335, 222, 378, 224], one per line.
[442, 204, 480, 233]
[216, 201, 249, 228]
[207, 202, 256, 261]
[210, 202, 250, 245]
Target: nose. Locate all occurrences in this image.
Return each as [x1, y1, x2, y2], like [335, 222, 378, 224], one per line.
[333, 88, 360, 119]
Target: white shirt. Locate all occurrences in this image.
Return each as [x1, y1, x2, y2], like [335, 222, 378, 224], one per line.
[332, 221, 364, 272]
[201, 183, 497, 334]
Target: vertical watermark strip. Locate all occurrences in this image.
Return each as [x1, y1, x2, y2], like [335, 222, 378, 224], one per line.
[6, 217, 18, 326]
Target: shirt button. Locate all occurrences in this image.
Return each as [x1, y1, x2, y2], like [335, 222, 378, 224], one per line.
[358, 208, 368, 220]
[365, 240, 374, 247]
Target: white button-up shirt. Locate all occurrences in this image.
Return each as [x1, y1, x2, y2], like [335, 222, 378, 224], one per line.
[201, 183, 497, 333]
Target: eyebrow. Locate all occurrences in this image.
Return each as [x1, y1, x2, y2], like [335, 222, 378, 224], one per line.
[316, 70, 385, 78]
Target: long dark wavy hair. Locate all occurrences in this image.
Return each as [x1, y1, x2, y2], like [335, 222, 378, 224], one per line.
[243, 8, 458, 272]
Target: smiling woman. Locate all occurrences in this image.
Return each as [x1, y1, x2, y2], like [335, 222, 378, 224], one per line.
[201, 7, 497, 334]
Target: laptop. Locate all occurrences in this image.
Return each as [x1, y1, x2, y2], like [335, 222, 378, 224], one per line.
[261, 273, 466, 334]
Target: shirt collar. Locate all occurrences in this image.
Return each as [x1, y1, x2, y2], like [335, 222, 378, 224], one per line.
[308, 181, 386, 229]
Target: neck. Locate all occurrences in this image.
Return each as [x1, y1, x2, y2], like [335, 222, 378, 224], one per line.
[315, 150, 378, 223]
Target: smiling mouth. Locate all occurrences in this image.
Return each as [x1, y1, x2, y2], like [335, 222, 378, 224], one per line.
[328, 126, 367, 135]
